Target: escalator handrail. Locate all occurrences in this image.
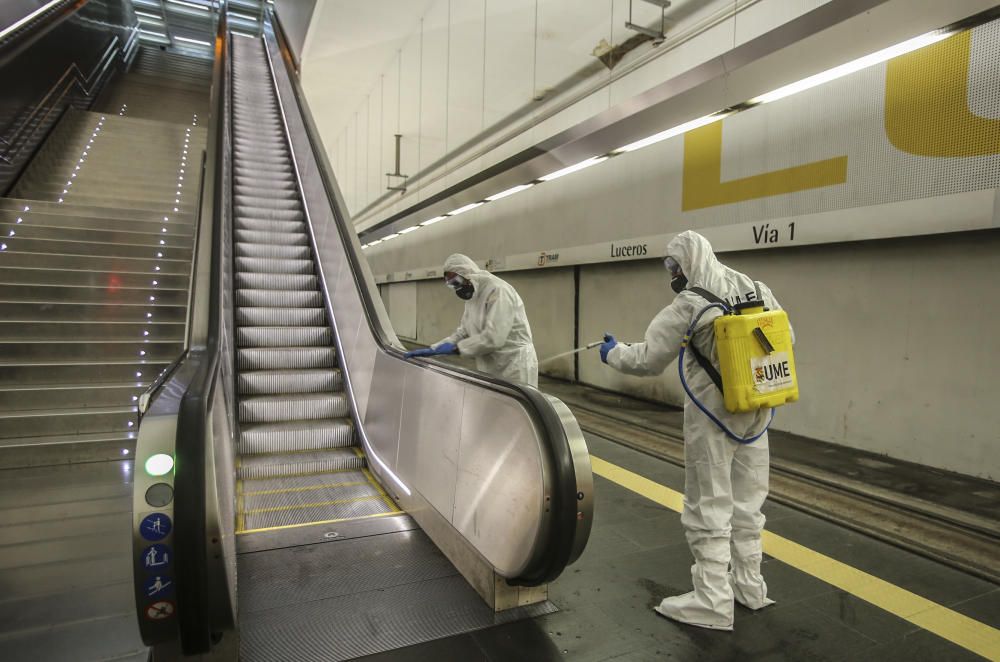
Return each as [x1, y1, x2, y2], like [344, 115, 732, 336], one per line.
[0, 0, 82, 65]
[267, 9, 585, 585]
[160, 11, 230, 655]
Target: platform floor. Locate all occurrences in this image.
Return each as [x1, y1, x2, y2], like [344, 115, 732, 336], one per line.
[364, 432, 1000, 662]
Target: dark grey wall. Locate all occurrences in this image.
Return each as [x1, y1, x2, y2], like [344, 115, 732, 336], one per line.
[0, 0, 134, 195]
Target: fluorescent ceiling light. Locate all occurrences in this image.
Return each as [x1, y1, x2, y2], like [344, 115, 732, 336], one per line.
[486, 183, 534, 201]
[167, 0, 209, 10]
[750, 29, 952, 105]
[398, 226, 419, 234]
[368, 239, 383, 246]
[539, 156, 607, 182]
[230, 12, 259, 22]
[135, 11, 164, 20]
[140, 29, 168, 38]
[448, 202, 484, 216]
[381, 233, 401, 241]
[419, 215, 447, 226]
[614, 111, 732, 153]
[174, 36, 212, 46]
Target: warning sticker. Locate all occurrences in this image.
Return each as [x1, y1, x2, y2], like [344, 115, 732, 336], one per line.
[145, 600, 175, 621]
[751, 352, 793, 393]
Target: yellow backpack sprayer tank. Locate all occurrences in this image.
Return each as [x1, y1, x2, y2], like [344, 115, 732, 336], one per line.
[714, 302, 798, 413]
[679, 284, 798, 443]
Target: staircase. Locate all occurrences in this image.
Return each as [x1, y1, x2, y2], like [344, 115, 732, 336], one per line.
[231, 35, 396, 533]
[0, 109, 205, 466]
[99, 47, 212, 125]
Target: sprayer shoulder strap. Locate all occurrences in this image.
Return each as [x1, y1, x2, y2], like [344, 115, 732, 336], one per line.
[686, 287, 725, 394]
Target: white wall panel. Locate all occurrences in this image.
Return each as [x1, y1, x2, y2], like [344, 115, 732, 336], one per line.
[446, 0, 486, 155]
[483, 0, 536, 128]
[418, 2, 449, 196]
[399, 34, 422, 190]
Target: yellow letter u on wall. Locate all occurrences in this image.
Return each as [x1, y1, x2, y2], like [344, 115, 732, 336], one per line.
[886, 30, 1000, 157]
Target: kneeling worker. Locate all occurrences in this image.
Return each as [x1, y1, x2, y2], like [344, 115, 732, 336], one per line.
[404, 254, 539, 388]
[600, 230, 787, 631]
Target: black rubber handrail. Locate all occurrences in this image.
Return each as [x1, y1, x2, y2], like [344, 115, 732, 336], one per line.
[0, 0, 84, 67]
[268, 10, 580, 586]
[172, 12, 229, 655]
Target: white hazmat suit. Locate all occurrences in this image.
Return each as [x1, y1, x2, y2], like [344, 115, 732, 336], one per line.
[432, 254, 539, 388]
[606, 231, 785, 631]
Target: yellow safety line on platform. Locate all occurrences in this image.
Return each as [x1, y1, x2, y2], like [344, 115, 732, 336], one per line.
[242, 480, 369, 497]
[237, 510, 402, 535]
[590, 455, 1000, 661]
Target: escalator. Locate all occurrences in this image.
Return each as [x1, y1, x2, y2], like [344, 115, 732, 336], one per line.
[230, 35, 395, 530]
[130, 7, 594, 661]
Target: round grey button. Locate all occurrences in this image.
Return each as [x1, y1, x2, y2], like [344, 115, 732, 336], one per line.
[146, 483, 174, 508]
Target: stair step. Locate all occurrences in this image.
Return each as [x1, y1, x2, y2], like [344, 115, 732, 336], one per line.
[0, 301, 187, 323]
[0, 406, 136, 440]
[0, 361, 164, 387]
[0, 267, 187, 289]
[0, 383, 145, 411]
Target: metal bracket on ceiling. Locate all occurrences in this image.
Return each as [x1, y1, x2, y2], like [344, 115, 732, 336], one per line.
[625, 0, 670, 45]
[385, 133, 408, 193]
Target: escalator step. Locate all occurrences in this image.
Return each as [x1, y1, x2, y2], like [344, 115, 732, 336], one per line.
[236, 243, 311, 260]
[239, 393, 349, 423]
[236, 289, 321, 308]
[237, 326, 330, 348]
[235, 256, 314, 275]
[237, 346, 336, 370]
[238, 368, 342, 395]
[236, 307, 325, 326]
[234, 229, 308, 246]
[237, 447, 363, 479]
[235, 272, 317, 291]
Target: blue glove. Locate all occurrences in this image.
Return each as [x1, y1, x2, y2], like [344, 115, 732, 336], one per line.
[599, 333, 617, 364]
[404, 343, 459, 359]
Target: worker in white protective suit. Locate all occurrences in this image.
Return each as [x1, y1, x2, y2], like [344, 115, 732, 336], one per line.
[599, 231, 786, 631]
[403, 254, 539, 387]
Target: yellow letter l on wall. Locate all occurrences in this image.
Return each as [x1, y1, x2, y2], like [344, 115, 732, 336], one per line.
[682, 121, 848, 212]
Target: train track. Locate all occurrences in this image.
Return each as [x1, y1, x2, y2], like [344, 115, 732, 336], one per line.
[568, 405, 1000, 586]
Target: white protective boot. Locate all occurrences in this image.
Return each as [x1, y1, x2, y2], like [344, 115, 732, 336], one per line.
[654, 539, 734, 631]
[729, 535, 775, 610]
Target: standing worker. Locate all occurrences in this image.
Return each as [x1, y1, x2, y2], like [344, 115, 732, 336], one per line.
[404, 254, 539, 388]
[600, 230, 787, 631]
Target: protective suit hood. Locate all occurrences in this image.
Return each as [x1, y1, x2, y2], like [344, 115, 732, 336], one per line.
[666, 231, 725, 292]
[443, 254, 482, 279]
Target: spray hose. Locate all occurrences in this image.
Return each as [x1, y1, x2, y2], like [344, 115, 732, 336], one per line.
[679, 302, 774, 444]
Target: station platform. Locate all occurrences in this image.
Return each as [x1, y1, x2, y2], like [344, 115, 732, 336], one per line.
[362, 431, 1000, 661]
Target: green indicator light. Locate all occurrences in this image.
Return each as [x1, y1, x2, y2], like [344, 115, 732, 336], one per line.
[145, 453, 174, 476]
